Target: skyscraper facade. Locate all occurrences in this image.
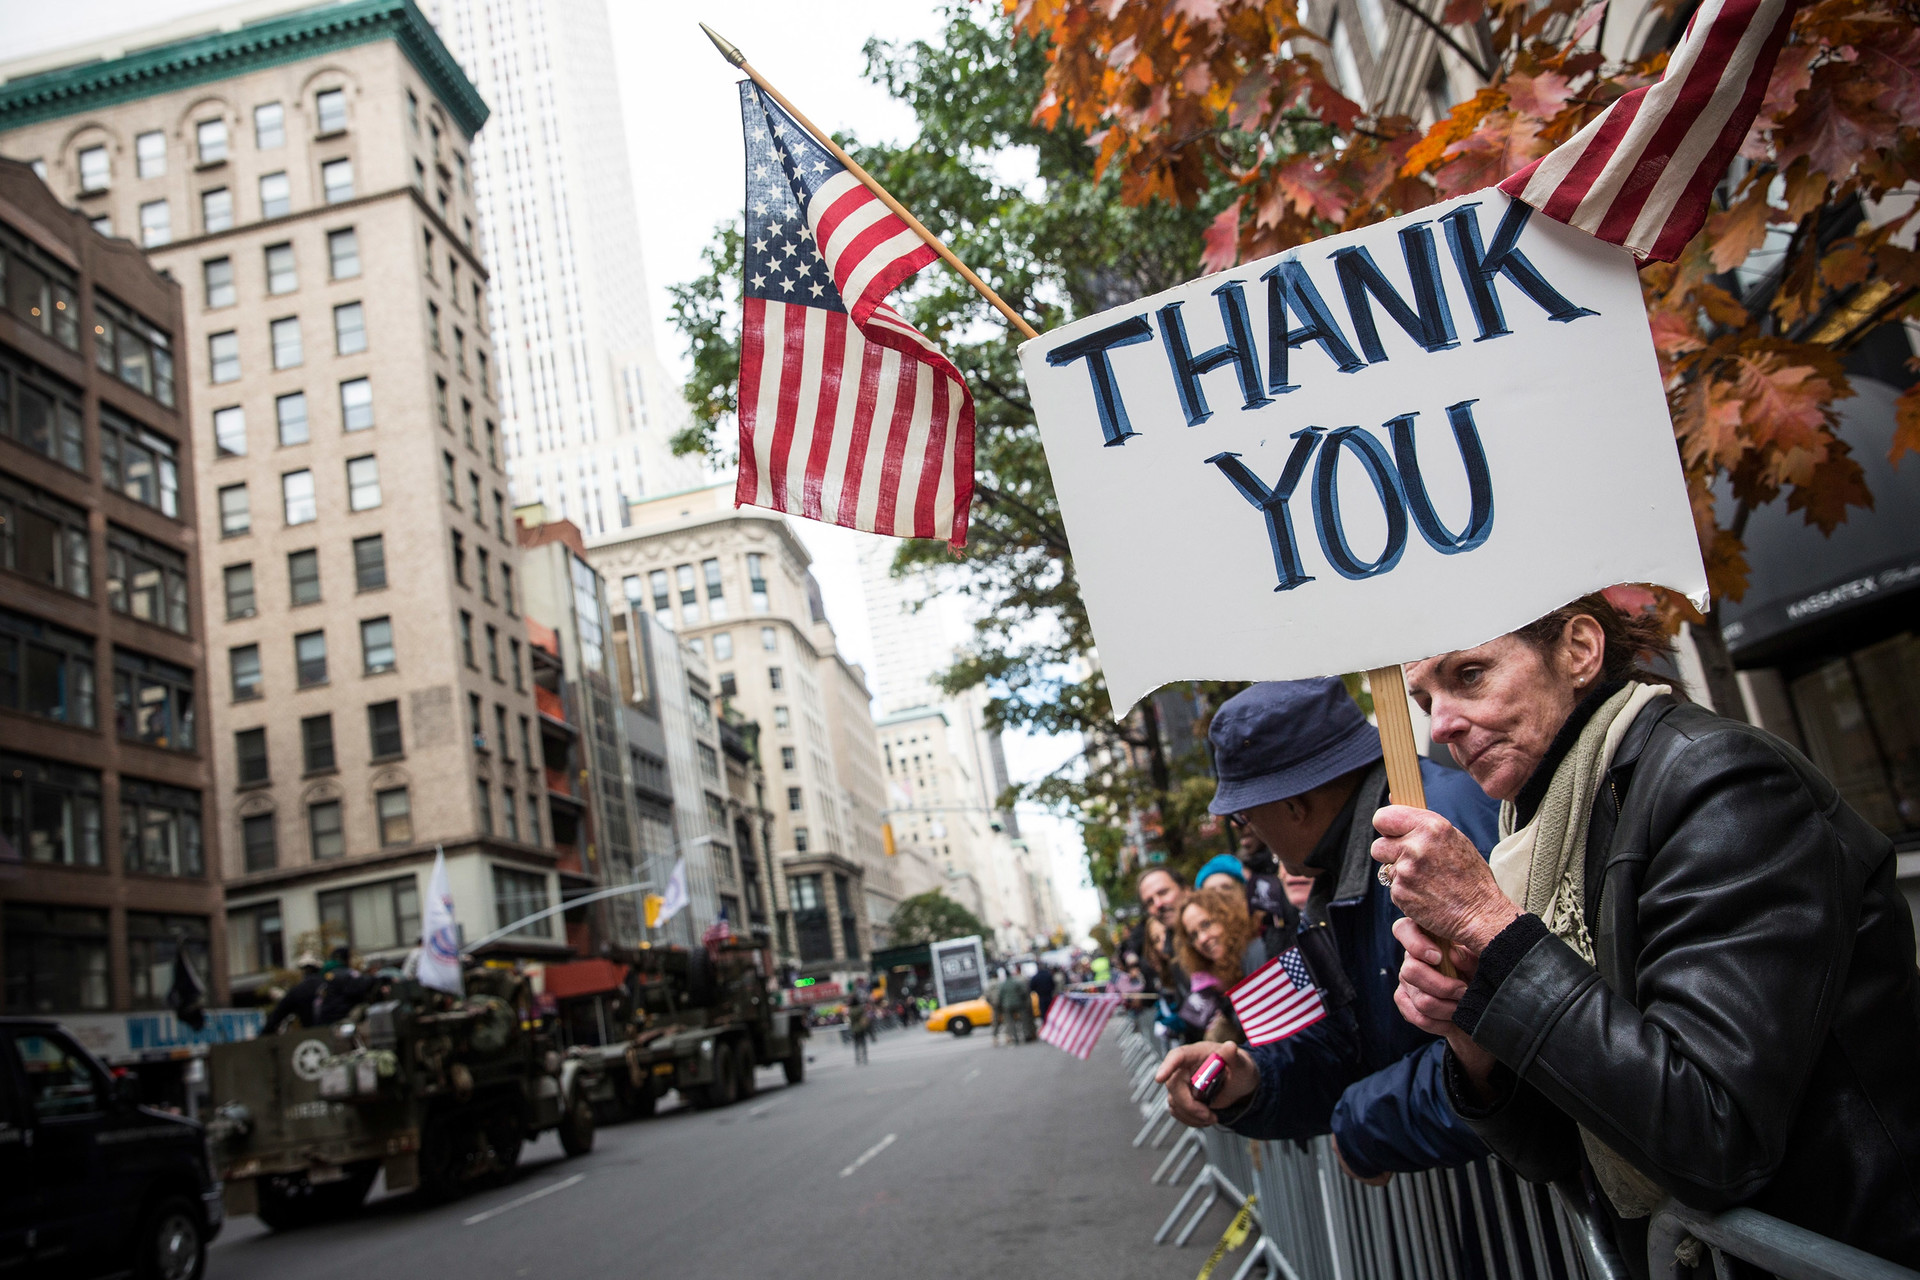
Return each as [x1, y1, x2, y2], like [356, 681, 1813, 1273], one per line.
[426, 0, 702, 536]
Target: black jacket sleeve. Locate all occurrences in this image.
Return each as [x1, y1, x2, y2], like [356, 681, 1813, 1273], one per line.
[1458, 727, 1864, 1208]
[1216, 1008, 1365, 1142]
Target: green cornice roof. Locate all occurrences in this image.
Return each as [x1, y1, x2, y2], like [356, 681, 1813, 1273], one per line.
[0, 0, 488, 138]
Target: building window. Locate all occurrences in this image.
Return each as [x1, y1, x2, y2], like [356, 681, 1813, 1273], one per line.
[436, 380, 451, 432]
[128, 913, 211, 1011]
[94, 294, 175, 405]
[227, 902, 284, 977]
[294, 630, 327, 686]
[209, 330, 240, 382]
[0, 349, 85, 471]
[105, 527, 190, 634]
[478, 548, 492, 601]
[649, 569, 671, 627]
[407, 90, 420, 133]
[218, 483, 249, 536]
[747, 553, 769, 612]
[459, 611, 475, 667]
[288, 548, 320, 605]
[3, 903, 107, 1012]
[698, 742, 721, 782]
[100, 409, 180, 516]
[369, 700, 402, 759]
[787, 786, 803, 812]
[768, 666, 783, 691]
[0, 479, 91, 598]
[677, 564, 698, 625]
[701, 558, 727, 619]
[264, 240, 296, 293]
[476, 779, 493, 835]
[121, 778, 204, 878]
[454, 328, 466, 373]
[460, 401, 475, 449]
[781, 746, 796, 771]
[270, 316, 302, 369]
[196, 118, 228, 164]
[486, 624, 500, 679]
[427, 301, 441, 352]
[346, 455, 381, 510]
[334, 302, 366, 354]
[496, 704, 511, 761]
[240, 813, 275, 872]
[136, 130, 166, 178]
[503, 789, 519, 841]
[361, 616, 395, 674]
[255, 102, 285, 149]
[468, 473, 482, 522]
[773, 705, 789, 729]
[375, 787, 412, 846]
[230, 644, 261, 700]
[201, 187, 232, 233]
[203, 257, 234, 308]
[793, 827, 809, 853]
[78, 145, 109, 192]
[213, 405, 246, 457]
[0, 609, 94, 728]
[260, 172, 292, 220]
[282, 470, 316, 525]
[316, 88, 348, 134]
[528, 796, 544, 849]
[301, 713, 335, 772]
[309, 800, 344, 859]
[761, 626, 777, 652]
[329, 227, 360, 278]
[112, 649, 193, 750]
[519, 714, 533, 764]
[510, 639, 524, 690]
[353, 534, 385, 590]
[501, 564, 515, 614]
[492, 866, 551, 938]
[718, 673, 737, 697]
[1, 230, 80, 350]
[478, 348, 490, 396]
[235, 727, 269, 785]
[276, 391, 308, 446]
[224, 563, 255, 617]
[139, 199, 170, 247]
[712, 632, 734, 661]
[0, 754, 103, 870]
[485, 421, 498, 468]
[341, 377, 373, 431]
[321, 158, 353, 204]
[451, 530, 467, 584]
[493, 491, 507, 539]
[319, 877, 422, 953]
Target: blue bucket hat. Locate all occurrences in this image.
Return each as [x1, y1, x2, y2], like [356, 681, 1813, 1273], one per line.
[1194, 854, 1245, 887]
[1208, 679, 1383, 816]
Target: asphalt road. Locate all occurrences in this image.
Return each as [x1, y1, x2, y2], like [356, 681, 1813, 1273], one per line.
[208, 1021, 1216, 1280]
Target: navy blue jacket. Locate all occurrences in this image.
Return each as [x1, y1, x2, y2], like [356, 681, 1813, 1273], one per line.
[1219, 756, 1499, 1173]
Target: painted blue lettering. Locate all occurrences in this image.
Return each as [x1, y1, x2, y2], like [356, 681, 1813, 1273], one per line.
[1261, 260, 1365, 395]
[1046, 315, 1155, 446]
[1329, 222, 1458, 362]
[1312, 426, 1409, 580]
[1157, 281, 1272, 426]
[1389, 400, 1495, 554]
[1204, 428, 1325, 591]
[1441, 201, 1598, 341]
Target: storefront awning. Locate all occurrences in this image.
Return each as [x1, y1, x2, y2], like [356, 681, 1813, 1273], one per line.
[1717, 377, 1920, 666]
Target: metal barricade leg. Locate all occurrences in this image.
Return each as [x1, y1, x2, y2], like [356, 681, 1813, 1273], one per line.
[1134, 1094, 1169, 1147]
[1157, 1165, 1217, 1245]
[1155, 1128, 1202, 1184]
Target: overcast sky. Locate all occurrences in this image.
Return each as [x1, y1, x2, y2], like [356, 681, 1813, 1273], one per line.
[3, 0, 1100, 937]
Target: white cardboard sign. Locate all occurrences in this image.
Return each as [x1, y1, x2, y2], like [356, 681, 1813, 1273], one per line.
[1017, 189, 1707, 714]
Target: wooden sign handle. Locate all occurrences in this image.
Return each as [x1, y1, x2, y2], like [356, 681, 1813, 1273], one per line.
[1367, 665, 1459, 979]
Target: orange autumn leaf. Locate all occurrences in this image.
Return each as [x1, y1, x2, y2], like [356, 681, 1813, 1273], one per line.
[1894, 385, 1920, 468]
[1706, 193, 1772, 273]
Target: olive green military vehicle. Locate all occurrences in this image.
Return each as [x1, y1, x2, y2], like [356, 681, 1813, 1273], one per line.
[207, 967, 598, 1229]
[576, 943, 807, 1118]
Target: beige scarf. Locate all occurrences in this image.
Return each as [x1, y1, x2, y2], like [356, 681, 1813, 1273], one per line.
[1488, 681, 1670, 1218]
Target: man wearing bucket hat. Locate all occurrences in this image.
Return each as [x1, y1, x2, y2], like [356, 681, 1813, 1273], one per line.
[1156, 678, 1501, 1178]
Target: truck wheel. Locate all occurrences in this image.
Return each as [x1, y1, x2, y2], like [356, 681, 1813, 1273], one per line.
[783, 1040, 805, 1085]
[708, 1044, 739, 1108]
[255, 1177, 320, 1231]
[416, 1118, 462, 1203]
[485, 1113, 524, 1178]
[133, 1194, 205, 1280]
[559, 1089, 595, 1156]
[949, 1017, 973, 1037]
[735, 1044, 757, 1101]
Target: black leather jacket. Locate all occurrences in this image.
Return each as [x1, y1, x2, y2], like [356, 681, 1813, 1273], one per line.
[1447, 697, 1920, 1268]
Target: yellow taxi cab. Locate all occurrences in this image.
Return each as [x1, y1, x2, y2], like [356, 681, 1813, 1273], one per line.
[925, 993, 1038, 1037]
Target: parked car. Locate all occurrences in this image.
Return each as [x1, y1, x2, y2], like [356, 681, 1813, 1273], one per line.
[0, 1017, 222, 1279]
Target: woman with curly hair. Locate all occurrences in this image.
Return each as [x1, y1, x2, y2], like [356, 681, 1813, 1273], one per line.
[1174, 884, 1254, 1042]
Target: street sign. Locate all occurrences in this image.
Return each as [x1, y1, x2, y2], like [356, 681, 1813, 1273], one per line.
[930, 935, 986, 1007]
[1018, 189, 1706, 713]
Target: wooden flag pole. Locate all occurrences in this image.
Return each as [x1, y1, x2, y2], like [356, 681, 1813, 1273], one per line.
[1369, 663, 1460, 977]
[700, 23, 1040, 342]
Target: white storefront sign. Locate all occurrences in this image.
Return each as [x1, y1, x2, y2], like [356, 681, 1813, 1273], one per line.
[62, 1007, 264, 1064]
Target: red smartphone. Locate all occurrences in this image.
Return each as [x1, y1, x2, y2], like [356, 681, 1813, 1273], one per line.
[1188, 1051, 1229, 1106]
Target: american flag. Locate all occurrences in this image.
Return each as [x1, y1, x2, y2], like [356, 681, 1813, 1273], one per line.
[1039, 992, 1122, 1060]
[733, 83, 975, 548]
[1499, 0, 1798, 263]
[1226, 950, 1326, 1047]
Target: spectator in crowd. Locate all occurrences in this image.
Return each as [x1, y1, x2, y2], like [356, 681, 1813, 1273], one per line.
[1155, 678, 1500, 1181]
[1137, 867, 1199, 1047]
[994, 968, 1030, 1046]
[1379, 593, 1920, 1268]
[1195, 854, 1245, 892]
[1029, 963, 1057, 1026]
[848, 995, 872, 1066]
[1173, 884, 1253, 1042]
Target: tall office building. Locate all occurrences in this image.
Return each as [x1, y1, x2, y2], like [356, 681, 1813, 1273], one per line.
[0, 0, 566, 986]
[425, 0, 702, 535]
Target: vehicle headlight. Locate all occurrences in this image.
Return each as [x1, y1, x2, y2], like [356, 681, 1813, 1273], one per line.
[543, 1050, 561, 1075]
[700, 1039, 713, 1058]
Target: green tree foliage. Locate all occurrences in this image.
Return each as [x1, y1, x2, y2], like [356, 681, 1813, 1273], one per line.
[666, 5, 1244, 906]
[888, 890, 989, 946]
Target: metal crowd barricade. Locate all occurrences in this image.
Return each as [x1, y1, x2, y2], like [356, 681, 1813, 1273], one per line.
[1646, 1199, 1920, 1280]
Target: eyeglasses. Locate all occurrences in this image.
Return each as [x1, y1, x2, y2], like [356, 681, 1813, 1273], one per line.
[1226, 812, 1250, 830]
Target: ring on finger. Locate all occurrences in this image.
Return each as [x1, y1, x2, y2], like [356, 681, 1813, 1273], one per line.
[1376, 861, 1396, 886]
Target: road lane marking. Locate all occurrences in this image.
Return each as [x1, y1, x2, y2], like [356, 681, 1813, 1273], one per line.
[461, 1173, 586, 1226]
[839, 1133, 896, 1178]
[748, 1098, 781, 1117]
[963, 1068, 980, 1082]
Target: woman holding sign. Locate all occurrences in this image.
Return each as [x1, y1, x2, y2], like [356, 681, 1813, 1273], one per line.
[1377, 592, 1920, 1270]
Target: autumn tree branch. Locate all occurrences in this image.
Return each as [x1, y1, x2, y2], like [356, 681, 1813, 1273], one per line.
[1387, 0, 1494, 83]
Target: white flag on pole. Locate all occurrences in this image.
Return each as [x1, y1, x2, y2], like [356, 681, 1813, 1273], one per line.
[418, 847, 463, 996]
[657, 856, 690, 926]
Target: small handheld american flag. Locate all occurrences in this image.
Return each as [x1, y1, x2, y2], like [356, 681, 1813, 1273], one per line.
[1226, 950, 1326, 1047]
[1038, 992, 1123, 1061]
[732, 83, 974, 548]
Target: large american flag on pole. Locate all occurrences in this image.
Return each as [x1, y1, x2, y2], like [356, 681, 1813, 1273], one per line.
[1226, 950, 1326, 1047]
[733, 83, 974, 548]
[1499, 0, 1798, 263]
[1039, 992, 1123, 1060]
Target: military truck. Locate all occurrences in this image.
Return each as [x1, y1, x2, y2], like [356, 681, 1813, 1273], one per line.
[206, 966, 598, 1229]
[573, 943, 807, 1118]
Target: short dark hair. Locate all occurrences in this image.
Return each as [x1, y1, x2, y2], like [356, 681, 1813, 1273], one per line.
[1134, 864, 1185, 896]
[1513, 591, 1685, 694]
